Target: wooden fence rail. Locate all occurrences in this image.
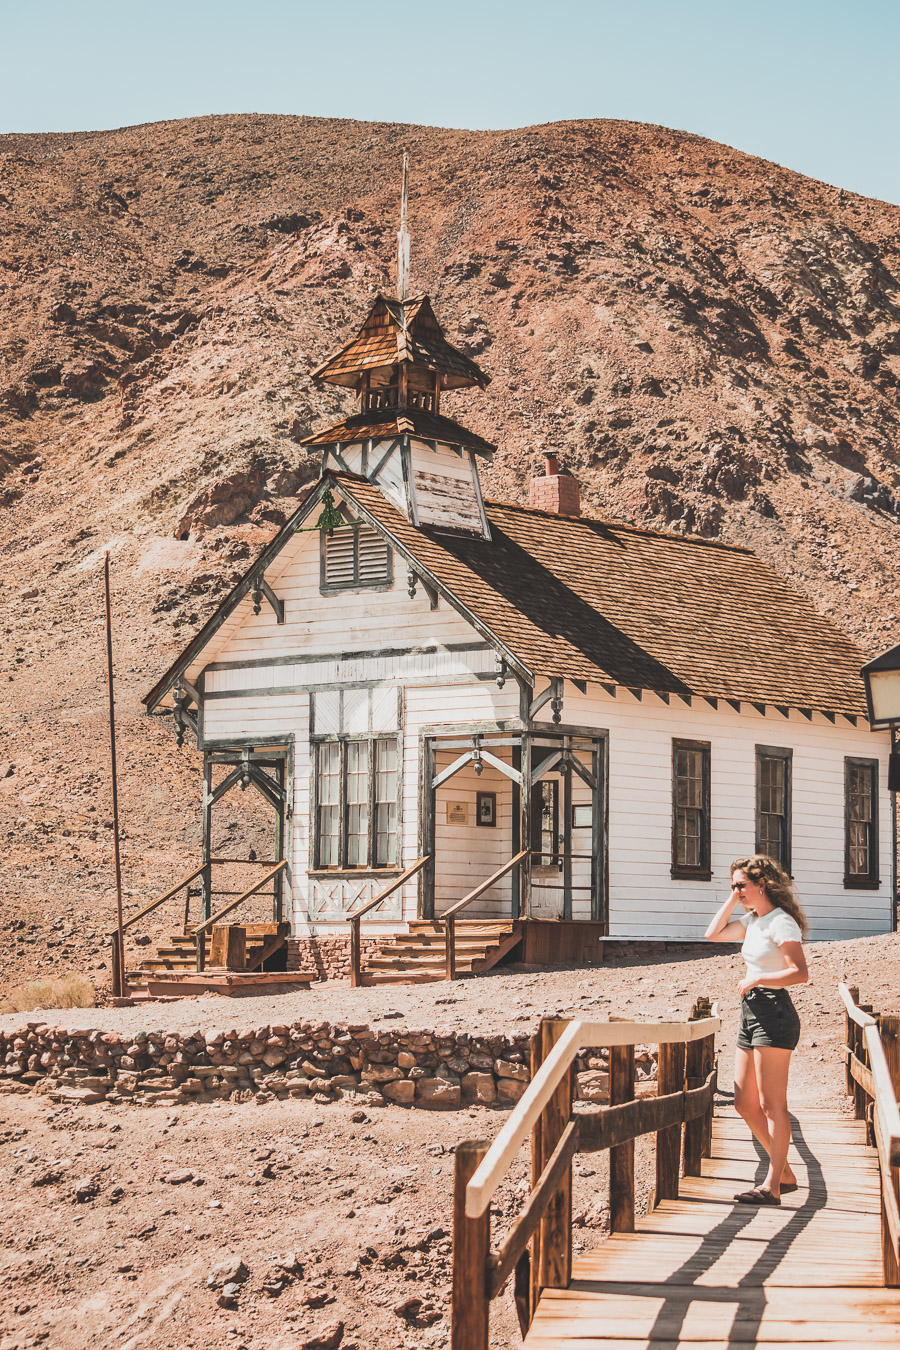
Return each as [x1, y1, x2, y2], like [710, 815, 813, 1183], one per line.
[442, 849, 529, 980]
[839, 981, 900, 1285]
[451, 1000, 721, 1349]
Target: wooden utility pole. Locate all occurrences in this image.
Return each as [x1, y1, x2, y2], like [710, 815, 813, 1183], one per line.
[104, 552, 126, 998]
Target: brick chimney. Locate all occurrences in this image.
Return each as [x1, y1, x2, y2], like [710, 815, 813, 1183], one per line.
[529, 455, 581, 517]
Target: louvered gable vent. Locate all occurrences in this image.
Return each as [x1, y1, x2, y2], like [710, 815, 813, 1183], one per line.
[323, 523, 391, 590]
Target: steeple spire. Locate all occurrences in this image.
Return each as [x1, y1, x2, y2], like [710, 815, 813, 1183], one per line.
[397, 153, 410, 303]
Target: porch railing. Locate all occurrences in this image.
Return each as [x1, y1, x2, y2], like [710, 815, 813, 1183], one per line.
[452, 1002, 720, 1348]
[839, 982, 900, 1284]
[347, 855, 432, 988]
[442, 848, 529, 980]
[190, 860, 288, 970]
[110, 857, 286, 992]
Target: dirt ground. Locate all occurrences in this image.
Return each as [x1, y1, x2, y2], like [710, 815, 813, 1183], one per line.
[1, 936, 896, 1350]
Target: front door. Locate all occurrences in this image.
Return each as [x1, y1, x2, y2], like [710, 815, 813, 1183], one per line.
[529, 737, 605, 922]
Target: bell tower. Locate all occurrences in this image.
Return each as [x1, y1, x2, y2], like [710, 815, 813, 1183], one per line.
[301, 160, 495, 538]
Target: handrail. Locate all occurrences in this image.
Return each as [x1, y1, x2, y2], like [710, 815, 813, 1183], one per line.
[443, 848, 530, 921]
[193, 860, 288, 938]
[840, 982, 900, 1286]
[347, 855, 431, 923]
[838, 980, 878, 1027]
[443, 848, 529, 981]
[120, 862, 209, 933]
[466, 1011, 721, 1217]
[451, 1006, 720, 1349]
[348, 855, 431, 988]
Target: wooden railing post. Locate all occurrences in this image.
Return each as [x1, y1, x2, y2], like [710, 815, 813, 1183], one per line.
[350, 917, 363, 989]
[701, 1031, 716, 1158]
[608, 1042, 635, 1231]
[446, 914, 456, 982]
[110, 931, 123, 998]
[656, 1040, 686, 1201]
[452, 1140, 490, 1350]
[536, 1019, 573, 1291]
[845, 984, 858, 1098]
[848, 986, 867, 1119]
[880, 1013, 900, 1287]
[862, 1004, 876, 1145]
[683, 999, 708, 1177]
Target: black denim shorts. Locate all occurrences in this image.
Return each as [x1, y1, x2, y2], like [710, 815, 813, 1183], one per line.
[737, 987, 801, 1051]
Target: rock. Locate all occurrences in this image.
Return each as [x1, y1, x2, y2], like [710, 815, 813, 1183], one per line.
[73, 1175, 99, 1202]
[494, 1059, 529, 1081]
[217, 1282, 241, 1308]
[461, 1072, 496, 1105]
[497, 1078, 526, 1104]
[415, 1077, 461, 1109]
[207, 1257, 250, 1289]
[300, 1320, 344, 1350]
[174, 468, 264, 540]
[383, 1078, 416, 1104]
[162, 1168, 194, 1185]
[349, 1109, 368, 1124]
[576, 1070, 609, 1102]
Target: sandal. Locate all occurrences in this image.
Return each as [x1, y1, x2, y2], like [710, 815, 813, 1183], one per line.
[734, 1186, 781, 1206]
[780, 1182, 799, 1194]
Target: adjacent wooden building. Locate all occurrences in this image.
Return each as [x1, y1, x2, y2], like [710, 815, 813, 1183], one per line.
[144, 281, 895, 964]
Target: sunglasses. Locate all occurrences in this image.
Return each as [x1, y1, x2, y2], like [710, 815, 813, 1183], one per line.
[731, 881, 748, 892]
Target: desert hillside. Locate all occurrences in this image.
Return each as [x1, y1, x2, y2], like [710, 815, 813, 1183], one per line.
[1, 114, 899, 988]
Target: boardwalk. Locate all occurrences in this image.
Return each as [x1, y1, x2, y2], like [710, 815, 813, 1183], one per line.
[524, 1106, 899, 1347]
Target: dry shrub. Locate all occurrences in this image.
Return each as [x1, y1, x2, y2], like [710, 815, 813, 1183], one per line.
[0, 973, 96, 1014]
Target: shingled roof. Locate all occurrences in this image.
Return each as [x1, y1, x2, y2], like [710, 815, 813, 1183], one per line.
[311, 294, 489, 390]
[300, 406, 496, 456]
[337, 475, 868, 716]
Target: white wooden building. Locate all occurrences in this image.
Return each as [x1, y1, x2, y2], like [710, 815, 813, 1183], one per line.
[144, 288, 895, 955]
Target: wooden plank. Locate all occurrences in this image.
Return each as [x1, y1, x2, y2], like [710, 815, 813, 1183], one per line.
[608, 1043, 635, 1233]
[488, 1119, 579, 1298]
[451, 1140, 490, 1350]
[656, 1042, 686, 1202]
[536, 1020, 573, 1292]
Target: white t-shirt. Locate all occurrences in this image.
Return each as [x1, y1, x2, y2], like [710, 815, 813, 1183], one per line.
[739, 908, 802, 983]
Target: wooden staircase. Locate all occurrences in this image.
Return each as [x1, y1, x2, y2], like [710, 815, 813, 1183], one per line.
[127, 922, 290, 993]
[359, 920, 522, 985]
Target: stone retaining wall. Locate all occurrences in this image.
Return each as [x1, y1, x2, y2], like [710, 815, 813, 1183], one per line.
[285, 937, 376, 981]
[0, 1020, 658, 1111]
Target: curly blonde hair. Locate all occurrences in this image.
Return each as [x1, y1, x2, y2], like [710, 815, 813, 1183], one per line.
[731, 854, 808, 938]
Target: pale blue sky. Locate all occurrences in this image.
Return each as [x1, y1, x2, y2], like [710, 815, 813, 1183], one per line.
[2, 0, 898, 204]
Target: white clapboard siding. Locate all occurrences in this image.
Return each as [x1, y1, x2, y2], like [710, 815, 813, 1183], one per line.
[203, 693, 302, 741]
[532, 681, 893, 941]
[182, 488, 481, 682]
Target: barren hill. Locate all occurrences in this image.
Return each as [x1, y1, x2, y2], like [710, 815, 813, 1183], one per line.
[2, 113, 899, 989]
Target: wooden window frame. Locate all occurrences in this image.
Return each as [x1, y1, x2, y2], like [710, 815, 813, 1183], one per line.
[319, 523, 393, 595]
[311, 734, 401, 874]
[671, 738, 711, 881]
[844, 756, 880, 889]
[755, 744, 793, 874]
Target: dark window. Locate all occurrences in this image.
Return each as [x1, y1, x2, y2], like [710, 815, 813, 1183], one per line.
[672, 740, 711, 879]
[845, 758, 879, 888]
[756, 746, 792, 872]
[531, 779, 560, 866]
[314, 737, 399, 870]
[321, 523, 391, 591]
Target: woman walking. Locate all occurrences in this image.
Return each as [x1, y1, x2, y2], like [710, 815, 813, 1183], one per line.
[705, 854, 809, 1205]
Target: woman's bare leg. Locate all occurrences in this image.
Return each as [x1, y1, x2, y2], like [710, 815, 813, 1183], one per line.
[753, 1046, 795, 1197]
[734, 1046, 796, 1188]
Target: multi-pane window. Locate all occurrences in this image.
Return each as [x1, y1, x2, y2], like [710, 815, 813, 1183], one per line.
[672, 740, 711, 878]
[845, 758, 879, 887]
[314, 737, 399, 870]
[756, 746, 792, 872]
[322, 523, 391, 591]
